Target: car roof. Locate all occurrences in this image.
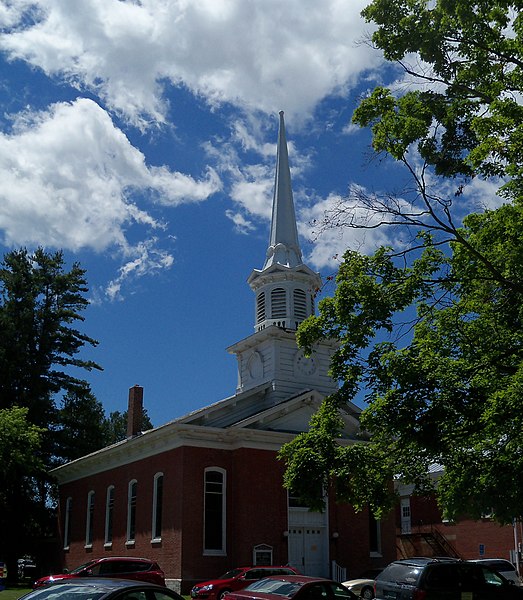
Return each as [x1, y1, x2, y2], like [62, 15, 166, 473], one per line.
[24, 579, 164, 596]
[257, 576, 335, 583]
[40, 579, 161, 589]
[392, 557, 460, 566]
[469, 559, 515, 568]
[91, 557, 155, 563]
[236, 566, 296, 570]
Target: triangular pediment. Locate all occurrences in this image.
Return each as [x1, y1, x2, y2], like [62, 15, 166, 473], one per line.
[228, 389, 362, 439]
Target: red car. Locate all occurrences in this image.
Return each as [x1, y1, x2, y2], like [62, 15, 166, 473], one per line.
[190, 566, 300, 600]
[225, 575, 358, 600]
[33, 557, 166, 589]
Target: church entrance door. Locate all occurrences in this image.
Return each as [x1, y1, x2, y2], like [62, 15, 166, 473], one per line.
[287, 505, 328, 577]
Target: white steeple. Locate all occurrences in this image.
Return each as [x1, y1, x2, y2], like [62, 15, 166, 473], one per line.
[248, 111, 322, 333]
[228, 112, 337, 403]
[264, 111, 302, 269]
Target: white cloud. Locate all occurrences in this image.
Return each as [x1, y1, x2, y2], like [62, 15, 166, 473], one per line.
[0, 98, 220, 252]
[298, 190, 397, 269]
[104, 237, 175, 301]
[0, 0, 380, 127]
[225, 209, 256, 235]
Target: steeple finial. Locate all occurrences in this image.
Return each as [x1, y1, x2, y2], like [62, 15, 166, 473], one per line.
[263, 111, 302, 269]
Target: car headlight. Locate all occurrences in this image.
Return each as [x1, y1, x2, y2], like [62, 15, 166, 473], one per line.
[193, 585, 214, 594]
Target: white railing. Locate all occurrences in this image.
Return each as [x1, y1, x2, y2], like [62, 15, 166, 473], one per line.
[331, 560, 346, 582]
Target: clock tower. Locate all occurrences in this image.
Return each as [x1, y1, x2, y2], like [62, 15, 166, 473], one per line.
[228, 111, 338, 406]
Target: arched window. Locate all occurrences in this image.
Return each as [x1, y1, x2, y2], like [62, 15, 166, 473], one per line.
[105, 485, 114, 546]
[271, 288, 286, 318]
[85, 490, 95, 547]
[152, 473, 164, 541]
[256, 292, 266, 324]
[127, 479, 137, 544]
[63, 497, 72, 549]
[293, 289, 307, 322]
[204, 468, 226, 554]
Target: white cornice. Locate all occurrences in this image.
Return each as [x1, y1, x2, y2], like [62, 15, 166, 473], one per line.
[51, 424, 307, 485]
[247, 264, 321, 291]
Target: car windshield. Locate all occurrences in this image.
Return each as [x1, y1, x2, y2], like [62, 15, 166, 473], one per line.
[244, 580, 302, 597]
[378, 564, 423, 585]
[22, 584, 107, 600]
[219, 570, 245, 580]
[69, 562, 98, 575]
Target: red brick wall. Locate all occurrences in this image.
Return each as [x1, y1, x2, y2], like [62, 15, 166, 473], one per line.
[58, 443, 398, 592]
[398, 494, 517, 561]
[328, 495, 396, 580]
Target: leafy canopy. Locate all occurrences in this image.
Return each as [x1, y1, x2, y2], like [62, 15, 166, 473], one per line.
[281, 0, 523, 523]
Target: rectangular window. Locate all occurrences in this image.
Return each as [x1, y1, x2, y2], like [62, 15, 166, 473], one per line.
[127, 480, 137, 543]
[204, 469, 225, 554]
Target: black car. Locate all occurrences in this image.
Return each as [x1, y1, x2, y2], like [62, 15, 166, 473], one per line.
[21, 578, 184, 600]
[374, 557, 523, 599]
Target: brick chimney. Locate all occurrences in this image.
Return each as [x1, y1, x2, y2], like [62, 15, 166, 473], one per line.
[127, 384, 143, 438]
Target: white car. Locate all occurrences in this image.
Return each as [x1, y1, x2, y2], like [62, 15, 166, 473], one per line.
[469, 558, 522, 587]
[342, 570, 383, 599]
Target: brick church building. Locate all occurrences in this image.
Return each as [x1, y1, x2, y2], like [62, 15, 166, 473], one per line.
[51, 112, 397, 592]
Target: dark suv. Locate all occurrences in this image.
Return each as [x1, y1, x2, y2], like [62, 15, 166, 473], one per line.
[374, 557, 523, 599]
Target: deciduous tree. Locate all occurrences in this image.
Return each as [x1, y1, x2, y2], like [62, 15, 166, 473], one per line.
[281, 0, 523, 523]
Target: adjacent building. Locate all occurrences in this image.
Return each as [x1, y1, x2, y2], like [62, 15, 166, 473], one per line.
[51, 112, 396, 592]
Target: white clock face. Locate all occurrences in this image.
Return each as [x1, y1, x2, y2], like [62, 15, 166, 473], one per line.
[295, 351, 317, 376]
[247, 351, 263, 379]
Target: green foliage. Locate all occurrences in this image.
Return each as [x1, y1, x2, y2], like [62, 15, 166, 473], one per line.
[0, 406, 45, 494]
[356, 0, 523, 196]
[281, 0, 523, 523]
[103, 408, 154, 444]
[0, 248, 101, 423]
[0, 407, 47, 575]
[282, 203, 523, 523]
[0, 248, 104, 567]
[57, 387, 110, 462]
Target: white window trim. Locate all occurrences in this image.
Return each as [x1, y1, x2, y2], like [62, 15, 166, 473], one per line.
[126, 479, 137, 545]
[63, 496, 72, 550]
[253, 544, 273, 566]
[85, 490, 95, 549]
[104, 485, 115, 547]
[203, 467, 226, 556]
[152, 472, 164, 542]
[370, 518, 382, 557]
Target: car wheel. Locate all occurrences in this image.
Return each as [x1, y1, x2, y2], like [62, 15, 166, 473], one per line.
[218, 590, 231, 600]
[361, 587, 374, 600]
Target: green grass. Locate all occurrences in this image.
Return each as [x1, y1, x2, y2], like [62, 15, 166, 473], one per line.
[1, 587, 32, 600]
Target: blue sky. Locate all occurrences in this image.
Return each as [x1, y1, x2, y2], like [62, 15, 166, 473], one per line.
[0, 1, 497, 427]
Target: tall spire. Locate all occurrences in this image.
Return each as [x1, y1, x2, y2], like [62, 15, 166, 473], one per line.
[247, 111, 322, 334]
[263, 111, 302, 269]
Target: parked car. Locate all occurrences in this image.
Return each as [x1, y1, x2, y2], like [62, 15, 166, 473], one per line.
[342, 569, 383, 599]
[33, 557, 166, 589]
[469, 558, 522, 587]
[190, 566, 300, 600]
[374, 557, 523, 599]
[225, 575, 358, 600]
[23, 578, 181, 600]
